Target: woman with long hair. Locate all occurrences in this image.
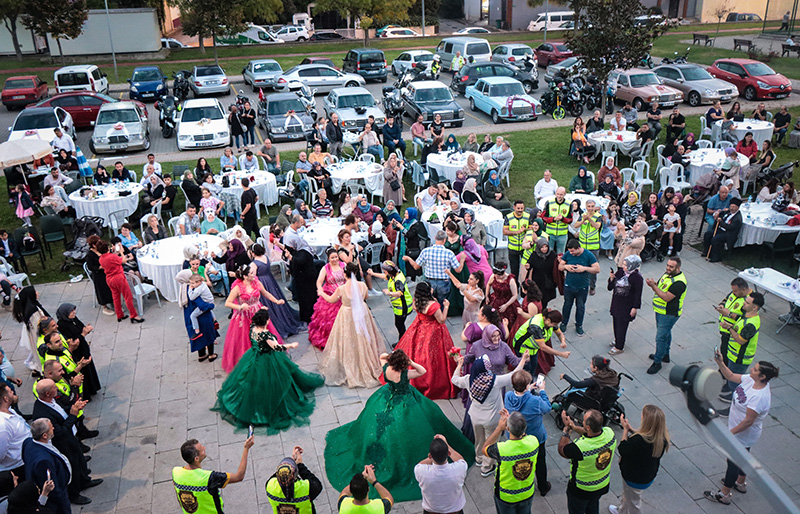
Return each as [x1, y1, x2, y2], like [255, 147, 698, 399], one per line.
[251, 243, 302, 338]
[611, 405, 671, 514]
[55, 303, 101, 399]
[12, 286, 48, 374]
[757, 178, 780, 202]
[308, 248, 347, 350]
[194, 157, 213, 178]
[608, 255, 643, 355]
[445, 268, 485, 324]
[510, 279, 543, 337]
[571, 117, 595, 163]
[486, 261, 518, 330]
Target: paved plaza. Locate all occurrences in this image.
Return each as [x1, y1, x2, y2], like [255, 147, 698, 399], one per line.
[3, 245, 800, 514]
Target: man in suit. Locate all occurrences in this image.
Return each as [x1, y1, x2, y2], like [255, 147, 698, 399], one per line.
[704, 197, 743, 263]
[32, 379, 101, 506]
[0, 229, 19, 269]
[22, 418, 72, 514]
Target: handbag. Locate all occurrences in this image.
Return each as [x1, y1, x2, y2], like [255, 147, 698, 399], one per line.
[389, 178, 401, 191]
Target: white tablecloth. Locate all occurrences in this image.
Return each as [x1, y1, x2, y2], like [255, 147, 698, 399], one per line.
[685, 150, 751, 186]
[537, 193, 610, 211]
[218, 170, 279, 208]
[422, 204, 503, 241]
[298, 218, 368, 257]
[738, 268, 800, 304]
[737, 202, 800, 247]
[712, 118, 774, 148]
[586, 130, 640, 156]
[137, 233, 225, 302]
[69, 183, 143, 225]
[328, 161, 384, 195]
[427, 151, 483, 183]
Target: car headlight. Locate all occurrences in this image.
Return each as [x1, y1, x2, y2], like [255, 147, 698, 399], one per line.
[216, 131, 228, 138]
[704, 88, 713, 96]
[178, 135, 191, 141]
[648, 96, 658, 102]
[272, 126, 286, 133]
[757, 81, 771, 89]
[501, 107, 508, 115]
[94, 136, 108, 143]
[130, 86, 138, 93]
[156, 84, 164, 90]
[129, 133, 142, 141]
[376, 117, 385, 124]
[344, 120, 356, 127]
[458, 109, 465, 118]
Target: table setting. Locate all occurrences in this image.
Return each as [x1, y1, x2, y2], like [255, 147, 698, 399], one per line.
[426, 151, 483, 183]
[69, 181, 143, 225]
[298, 217, 369, 257]
[684, 149, 750, 186]
[328, 161, 384, 195]
[739, 267, 800, 333]
[218, 169, 278, 207]
[736, 201, 800, 247]
[586, 130, 641, 156]
[712, 118, 774, 148]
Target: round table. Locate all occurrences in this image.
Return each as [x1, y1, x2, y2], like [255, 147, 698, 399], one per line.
[426, 151, 483, 183]
[537, 193, 610, 211]
[684, 149, 750, 186]
[586, 130, 640, 156]
[218, 170, 278, 208]
[137, 233, 225, 302]
[422, 204, 503, 241]
[737, 202, 800, 247]
[328, 161, 384, 195]
[712, 118, 774, 148]
[69, 183, 143, 225]
[298, 218, 368, 257]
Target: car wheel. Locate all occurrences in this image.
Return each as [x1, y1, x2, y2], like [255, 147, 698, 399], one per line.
[491, 109, 500, 124]
[469, 97, 477, 111]
[392, 65, 397, 76]
[523, 81, 533, 94]
[744, 86, 757, 101]
[632, 97, 644, 111]
[4, 105, 11, 111]
[252, 83, 258, 93]
[89, 141, 96, 154]
[225, 87, 231, 95]
[381, 76, 388, 83]
[687, 91, 701, 107]
[298, 37, 306, 41]
[345, 81, 358, 87]
[143, 135, 151, 150]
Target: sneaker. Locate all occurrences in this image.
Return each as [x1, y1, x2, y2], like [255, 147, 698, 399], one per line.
[609, 347, 624, 355]
[589, 287, 596, 296]
[559, 323, 567, 333]
[719, 391, 733, 403]
[575, 326, 585, 336]
[646, 362, 662, 374]
[720, 478, 747, 493]
[480, 465, 496, 477]
[607, 254, 615, 261]
[368, 289, 381, 297]
[101, 307, 115, 316]
[703, 490, 731, 505]
[610, 341, 617, 347]
[717, 407, 730, 417]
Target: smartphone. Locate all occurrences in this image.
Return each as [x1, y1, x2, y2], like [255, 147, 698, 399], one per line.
[535, 373, 546, 389]
[247, 425, 254, 438]
[610, 267, 615, 272]
[714, 346, 719, 357]
[47, 469, 51, 481]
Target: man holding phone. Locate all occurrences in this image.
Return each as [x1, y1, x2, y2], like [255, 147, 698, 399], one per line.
[714, 277, 751, 401]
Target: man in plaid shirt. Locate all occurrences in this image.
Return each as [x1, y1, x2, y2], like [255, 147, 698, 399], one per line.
[403, 230, 460, 306]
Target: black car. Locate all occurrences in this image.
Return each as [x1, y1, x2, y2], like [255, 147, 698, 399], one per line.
[402, 80, 464, 128]
[257, 92, 314, 142]
[342, 48, 388, 82]
[310, 32, 348, 41]
[451, 62, 532, 95]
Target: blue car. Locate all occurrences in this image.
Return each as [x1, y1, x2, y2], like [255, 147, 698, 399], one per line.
[128, 66, 168, 102]
[465, 76, 541, 124]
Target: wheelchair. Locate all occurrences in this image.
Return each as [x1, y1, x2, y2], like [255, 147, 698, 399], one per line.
[551, 372, 633, 429]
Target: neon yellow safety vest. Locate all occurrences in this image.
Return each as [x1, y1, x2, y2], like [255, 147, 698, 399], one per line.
[727, 314, 760, 365]
[495, 435, 540, 503]
[572, 427, 616, 492]
[578, 213, 601, 250]
[513, 314, 550, 356]
[521, 230, 540, 263]
[265, 477, 313, 514]
[42, 350, 84, 397]
[388, 272, 413, 317]
[172, 467, 224, 514]
[652, 272, 687, 317]
[505, 212, 531, 251]
[32, 377, 83, 417]
[719, 292, 747, 335]
[545, 200, 570, 237]
[37, 333, 69, 368]
[338, 497, 386, 513]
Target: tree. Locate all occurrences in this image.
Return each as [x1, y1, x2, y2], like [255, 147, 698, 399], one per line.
[314, 0, 415, 43]
[712, 0, 732, 44]
[0, 0, 26, 60]
[22, 0, 88, 63]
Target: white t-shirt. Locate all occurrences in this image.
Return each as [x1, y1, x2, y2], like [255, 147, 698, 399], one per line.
[663, 212, 680, 233]
[414, 460, 468, 513]
[729, 375, 771, 447]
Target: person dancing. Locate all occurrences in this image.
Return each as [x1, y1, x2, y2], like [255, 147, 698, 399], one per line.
[308, 248, 347, 350]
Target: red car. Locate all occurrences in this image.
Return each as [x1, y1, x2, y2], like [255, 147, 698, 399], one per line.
[534, 42, 574, 67]
[2, 76, 49, 110]
[707, 58, 791, 101]
[34, 91, 148, 128]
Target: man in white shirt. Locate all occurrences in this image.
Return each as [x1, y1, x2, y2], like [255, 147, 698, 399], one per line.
[414, 435, 468, 514]
[0, 383, 28, 474]
[140, 164, 157, 187]
[610, 111, 627, 131]
[241, 150, 259, 172]
[144, 154, 162, 177]
[43, 168, 73, 190]
[416, 184, 439, 213]
[51, 128, 75, 155]
[534, 169, 559, 202]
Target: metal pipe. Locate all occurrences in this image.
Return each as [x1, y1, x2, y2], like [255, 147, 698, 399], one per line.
[103, 0, 118, 82]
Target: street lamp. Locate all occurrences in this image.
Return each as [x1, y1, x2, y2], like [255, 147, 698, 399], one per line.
[103, 0, 118, 82]
[422, 0, 426, 36]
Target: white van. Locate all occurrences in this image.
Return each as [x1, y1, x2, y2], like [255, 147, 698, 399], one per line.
[435, 37, 492, 71]
[215, 24, 284, 45]
[527, 11, 575, 31]
[54, 65, 109, 94]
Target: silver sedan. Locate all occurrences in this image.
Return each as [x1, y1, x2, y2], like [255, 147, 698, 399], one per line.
[653, 64, 739, 107]
[191, 65, 230, 96]
[242, 59, 283, 92]
[274, 64, 365, 94]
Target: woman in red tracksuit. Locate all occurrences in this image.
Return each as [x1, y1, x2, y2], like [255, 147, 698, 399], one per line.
[97, 240, 145, 323]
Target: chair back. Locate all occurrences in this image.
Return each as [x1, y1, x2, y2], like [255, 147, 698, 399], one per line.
[669, 163, 685, 183]
[696, 140, 712, 149]
[323, 154, 338, 166]
[658, 167, 671, 191]
[362, 242, 385, 268]
[656, 144, 665, 157]
[167, 216, 181, 236]
[0, 256, 17, 276]
[637, 140, 654, 162]
[40, 215, 65, 237]
[766, 111, 773, 122]
[497, 157, 513, 187]
[715, 140, 733, 150]
[586, 170, 596, 191]
[620, 168, 636, 187]
[108, 209, 127, 237]
[632, 160, 650, 180]
[601, 141, 618, 154]
[699, 116, 708, 136]
[601, 151, 618, 167]
[42, 205, 57, 216]
[281, 160, 295, 174]
[172, 165, 189, 183]
[358, 154, 375, 163]
[347, 183, 366, 197]
[151, 199, 163, 219]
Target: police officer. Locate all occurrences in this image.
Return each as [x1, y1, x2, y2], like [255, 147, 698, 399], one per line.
[503, 200, 531, 279]
[337, 464, 393, 513]
[719, 292, 764, 403]
[542, 187, 572, 255]
[483, 409, 540, 513]
[173, 436, 254, 514]
[645, 256, 687, 375]
[265, 446, 323, 514]
[367, 261, 413, 339]
[575, 199, 602, 295]
[512, 309, 570, 375]
[558, 409, 617, 514]
[451, 51, 466, 73]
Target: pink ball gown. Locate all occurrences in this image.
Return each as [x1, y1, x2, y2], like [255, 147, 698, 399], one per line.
[307, 262, 346, 350]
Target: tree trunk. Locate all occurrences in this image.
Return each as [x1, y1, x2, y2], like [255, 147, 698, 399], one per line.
[198, 34, 205, 54]
[56, 38, 65, 64]
[3, 17, 23, 61]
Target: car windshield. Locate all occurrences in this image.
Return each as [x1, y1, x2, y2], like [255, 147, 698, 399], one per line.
[415, 54, 434, 62]
[13, 112, 57, 130]
[336, 93, 375, 108]
[467, 42, 491, 54]
[253, 62, 281, 72]
[97, 109, 140, 124]
[182, 106, 223, 122]
[415, 88, 453, 102]
[743, 62, 775, 76]
[558, 57, 579, 68]
[132, 69, 161, 82]
[555, 44, 570, 52]
[629, 73, 660, 87]
[5, 79, 34, 89]
[489, 83, 525, 96]
[360, 52, 384, 63]
[268, 98, 305, 115]
[511, 47, 531, 56]
[680, 67, 713, 81]
[195, 66, 223, 77]
[94, 93, 118, 102]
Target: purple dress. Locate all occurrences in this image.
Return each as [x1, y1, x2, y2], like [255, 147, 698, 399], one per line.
[254, 259, 303, 338]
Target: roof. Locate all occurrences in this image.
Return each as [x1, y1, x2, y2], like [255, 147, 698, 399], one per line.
[248, 58, 279, 63]
[183, 98, 221, 108]
[713, 58, 759, 64]
[266, 92, 303, 101]
[17, 107, 55, 115]
[55, 65, 98, 72]
[440, 36, 489, 42]
[410, 80, 450, 89]
[404, 50, 433, 55]
[331, 86, 370, 95]
[476, 76, 523, 85]
[4, 75, 39, 81]
[498, 43, 532, 49]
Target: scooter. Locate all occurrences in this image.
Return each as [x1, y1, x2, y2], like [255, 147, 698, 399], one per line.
[382, 85, 404, 123]
[563, 79, 584, 118]
[288, 82, 318, 120]
[155, 95, 180, 138]
[172, 70, 191, 102]
[661, 47, 690, 65]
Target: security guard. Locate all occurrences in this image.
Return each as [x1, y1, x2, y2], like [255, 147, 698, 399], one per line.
[575, 199, 602, 294]
[484, 410, 540, 511]
[542, 187, 572, 255]
[39, 331, 85, 397]
[720, 292, 764, 399]
[559, 409, 617, 514]
[645, 256, 687, 374]
[35, 359, 85, 418]
[337, 464, 393, 513]
[503, 200, 531, 279]
[368, 261, 413, 339]
[451, 51, 467, 73]
[714, 277, 751, 363]
[512, 311, 570, 375]
[265, 446, 323, 514]
[173, 436, 254, 514]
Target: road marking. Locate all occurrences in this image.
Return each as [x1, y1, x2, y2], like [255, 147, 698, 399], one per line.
[118, 92, 123, 100]
[463, 110, 484, 123]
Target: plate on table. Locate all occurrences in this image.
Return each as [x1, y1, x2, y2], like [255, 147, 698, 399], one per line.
[746, 268, 760, 276]
[777, 281, 793, 289]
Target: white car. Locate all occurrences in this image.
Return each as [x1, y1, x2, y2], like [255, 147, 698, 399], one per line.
[176, 98, 230, 151]
[456, 27, 490, 34]
[381, 28, 421, 38]
[272, 25, 309, 42]
[8, 106, 75, 142]
[390, 50, 434, 75]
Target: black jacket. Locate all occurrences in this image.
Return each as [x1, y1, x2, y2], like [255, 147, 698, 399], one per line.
[326, 121, 343, 143]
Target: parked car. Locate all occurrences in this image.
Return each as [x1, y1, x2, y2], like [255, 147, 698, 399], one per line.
[342, 48, 388, 82]
[528, 11, 574, 31]
[653, 64, 738, 106]
[323, 87, 385, 132]
[402, 81, 464, 127]
[191, 65, 230, 96]
[381, 28, 421, 38]
[54, 65, 109, 95]
[534, 42, 573, 67]
[176, 98, 229, 151]
[544, 56, 586, 83]
[609, 69, 683, 110]
[726, 12, 762, 22]
[465, 76, 540, 124]
[436, 37, 492, 71]
[309, 31, 347, 41]
[275, 64, 364, 93]
[300, 57, 339, 70]
[89, 101, 150, 154]
[456, 27, 490, 34]
[259, 93, 314, 142]
[273, 25, 309, 42]
[8, 106, 74, 142]
[375, 25, 402, 37]
[36, 91, 147, 128]
[242, 59, 283, 92]
[161, 38, 188, 49]
[391, 50, 434, 75]
[128, 66, 168, 102]
[216, 25, 285, 45]
[2, 76, 48, 110]
[634, 14, 666, 26]
[707, 58, 792, 101]
[492, 44, 533, 64]
[451, 62, 535, 95]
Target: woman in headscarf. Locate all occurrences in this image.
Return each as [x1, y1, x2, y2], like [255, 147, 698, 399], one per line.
[621, 191, 642, 227]
[608, 255, 643, 355]
[180, 171, 203, 207]
[453, 169, 468, 194]
[85, 235, 114, 315]
[292, 198, 314, 221]
[143, 173, 165, 207]
[12, 286, 48, 374]
[569, 166, 594, 193]
[381, 199, 402, 225]
[213, 238, 251, 279]
[266, 456, 324, 509]
[457, 209, 487, 246]
[457, 236, 493, 278]
[461, 178, 482, 205]
[176, 269, 218, 362]
[6, 479, 56, 514]
[682, 132, 698, 151]
[276, 204, 293, 230]
[461, 153, 481, 178]
[483, 170, 512, 211]
[382, 153, 404, 206]
[598, 174, 619, 200]
[462, 324, 521, 375]
[55, 303, 101, 398]
[373, 211, 397, 259]
[525, 237, 557, 307]
[598, 156, 621, 186]
[353, 195, 381, 225]
[614, 218, 648, 267]
[393, 207, 427, 280]
[714, 147, 741, 190]
[444, 134, 460, 152]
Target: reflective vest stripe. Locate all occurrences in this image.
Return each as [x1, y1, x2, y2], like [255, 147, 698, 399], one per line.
[506, 212, 531, 251]
[498, 483, 535, 495]
[174, 482, 209, 492]
[545, 201, 570, 236]
[652, 272, 687, 316]
[496, 436, 539, 502]
[578, 213, 601, 250]
[572, 427, 616, 492]
[497, 448, 539, 461]
[579, 437, 616, 457]
[265, 492, 311, 502]
[719, 293, 746, 334]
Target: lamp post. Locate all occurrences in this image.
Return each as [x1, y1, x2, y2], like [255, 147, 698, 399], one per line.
[103, 0, 118, 82]
[422, 0, 426, 36]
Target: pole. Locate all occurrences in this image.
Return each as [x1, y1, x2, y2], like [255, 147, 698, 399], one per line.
[543, 0, 549, 42]
[422, 0, 426, 37]
[103, 0, 118, 82]
[762, 0, 770, 33]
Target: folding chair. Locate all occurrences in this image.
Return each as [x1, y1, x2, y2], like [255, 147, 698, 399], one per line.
[125, 271, 162, 315]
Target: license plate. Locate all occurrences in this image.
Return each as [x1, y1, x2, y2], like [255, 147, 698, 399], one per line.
[12, 95, 25, 100]
[206, 80, 219, 85]
[142, 93, 154, 97]
[196, 141, 213, 147]
[720, 96, 730, 101]
[288, 134, 301, 139]
[110, 144, 128, 150]
[775, 94, 788, 98]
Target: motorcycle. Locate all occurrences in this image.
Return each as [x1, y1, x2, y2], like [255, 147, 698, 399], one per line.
[640, 53, 654, 69]
[155, 95, 180, 138]
[563, 80, 584, 118]
[288, 82, 318, 120]
[394, 64, 438, 89]
[172, 70, 191, 102]
[508, 54, 540, 93]
[581, 77, 604, 112]
[233, 89, 250, 111]
[661, 47, 690, 65]
[540, 80, 567, 120]
[382, 85, 404, 123]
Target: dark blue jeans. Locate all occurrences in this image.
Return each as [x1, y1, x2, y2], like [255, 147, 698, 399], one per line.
[428, 278, 451, 308]
[562, 286, 588, 328]
[494, 495, 533, 514]
[653, 313, 679, 363]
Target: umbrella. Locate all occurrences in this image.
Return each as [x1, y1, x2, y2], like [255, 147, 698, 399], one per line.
[0, 139, 52, 168]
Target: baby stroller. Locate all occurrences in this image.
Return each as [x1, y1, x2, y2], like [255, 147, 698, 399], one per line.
[551, 372, 633, 429]
[640, 219, 662, 263]
[691, 171, 721, 206]
[758, 160, 797, 189]
[61, 216, 103, 271]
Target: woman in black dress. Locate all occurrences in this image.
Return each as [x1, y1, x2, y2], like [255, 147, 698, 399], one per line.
[56, 303, 101, 399]
[525, 237, 557, 308]
[85, 235, 114, 315]
[181, 171, 203, 207]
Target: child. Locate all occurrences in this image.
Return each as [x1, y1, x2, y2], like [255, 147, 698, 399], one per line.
[199, 187, 224, 217]
[13, 185, 34, 226]
[662, 203, 681, 256]
[188, 273, 217, 338]
[269, 224, 285, 262]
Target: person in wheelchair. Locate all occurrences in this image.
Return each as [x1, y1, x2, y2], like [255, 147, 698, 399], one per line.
[559, 355, 618, 403]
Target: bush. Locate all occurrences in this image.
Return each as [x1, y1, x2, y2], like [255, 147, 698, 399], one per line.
[747, 47, 780, 62]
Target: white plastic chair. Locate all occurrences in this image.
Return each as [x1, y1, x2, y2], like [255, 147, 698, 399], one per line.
[601, 151, 618, 168]
[630, 140, 653, 165]
[601, 141, 619, 154]
[139, 200, 163, 234]
[0, 256, 30, 289]
[83, 262, 96, 307]
[766, 111, 773, 122]
[658, 167, 671, 192]
[669, 163, 691, 192]
[699, 116, 712, 138]
[125, 271, 162, 315]
[696, 140, 712, 149]
[323, 154, 338, 166]
[620, 168, 636, 187]
[586, 170, 597, 195]
[497, 157, 513, 187]
[632, 161, 653, 190]
[715, 140, 733, 150]
[413, 139, 424, 156]
[167, 216, 181, 236]
[108, 209, 127, 237]
[305, 175, 319, 204]
[358, 154, 375, 163]
[484, 219, 508, 264]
